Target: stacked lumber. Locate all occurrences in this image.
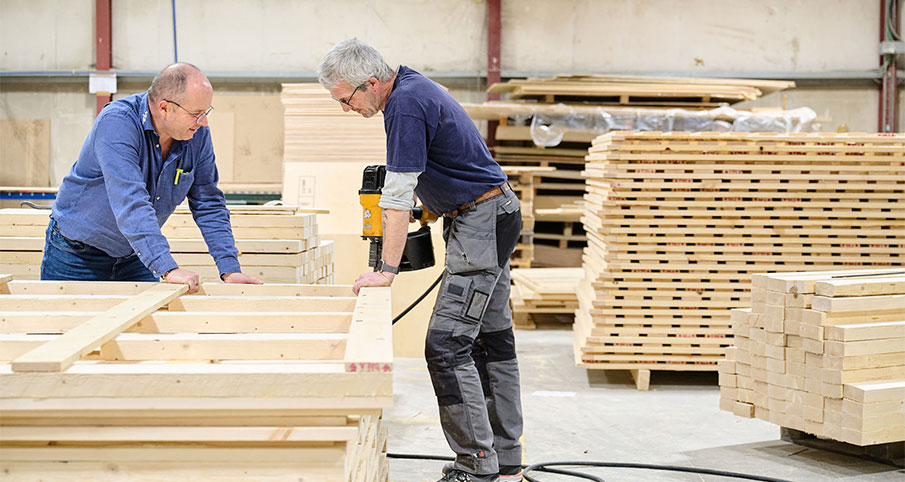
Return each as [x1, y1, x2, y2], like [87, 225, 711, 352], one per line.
[719, 270, 905, 447]
[281, 83, 386, 164]
[489, 75, 794, 106]
[0, 277, 392, 481]
[510, 268, 583, 329]
[576, 131, 905, 384]
[0, 206, 333, 284]
[472, 76, 803, 266]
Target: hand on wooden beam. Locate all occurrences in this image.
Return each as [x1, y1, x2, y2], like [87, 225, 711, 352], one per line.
[352, 271, 394, 296]
[164, 268, 202, 294]
[221, 272, 264, 285]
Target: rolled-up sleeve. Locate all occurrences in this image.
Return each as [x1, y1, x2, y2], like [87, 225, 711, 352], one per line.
[379, 170, 420, 211]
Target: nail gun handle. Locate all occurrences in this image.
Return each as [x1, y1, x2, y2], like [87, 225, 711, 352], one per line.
[411, 206, 439, 226]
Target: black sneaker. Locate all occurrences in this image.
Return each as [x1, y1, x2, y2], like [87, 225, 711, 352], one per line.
[499, 465, 523, 481]
[438, 468, 498, 482]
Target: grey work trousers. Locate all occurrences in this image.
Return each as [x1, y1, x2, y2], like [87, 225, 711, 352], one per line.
[425, 187, 523, 475]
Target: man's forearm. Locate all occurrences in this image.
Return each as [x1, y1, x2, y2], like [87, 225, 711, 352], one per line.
[380, 208, 410, 268]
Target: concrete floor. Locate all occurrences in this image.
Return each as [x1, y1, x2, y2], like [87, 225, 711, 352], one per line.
[386, 328, 905, 482]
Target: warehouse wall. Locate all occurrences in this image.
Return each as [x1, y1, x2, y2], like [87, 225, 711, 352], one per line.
[0, 0, 892, 186]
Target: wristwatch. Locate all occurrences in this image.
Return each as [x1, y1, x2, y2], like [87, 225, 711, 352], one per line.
[377, 260, 400, 274]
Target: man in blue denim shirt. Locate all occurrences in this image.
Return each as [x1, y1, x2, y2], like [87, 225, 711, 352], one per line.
[41, 63, 261, 292]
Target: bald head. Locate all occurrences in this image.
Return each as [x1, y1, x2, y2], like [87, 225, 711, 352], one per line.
[148, 63, 209, 104]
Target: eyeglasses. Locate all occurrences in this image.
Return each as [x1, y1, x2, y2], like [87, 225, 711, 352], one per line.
[165, 99, 214, 124]
[335, 81, 368, 107]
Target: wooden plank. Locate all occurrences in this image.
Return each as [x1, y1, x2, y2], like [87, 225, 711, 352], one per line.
[0, 363, 393, 399]
[824, 338, 905, 357]
[0, 274, 11, 286]
[0, 280, 350, 297]
[812, 294, 905, 313]
[0, 425, 360, 442]
[824, 320, 905, 342]
[10, 284, 188, 372]
[167, 296, 357, 312]
[344, 287, 393, 373]
[815, 276, 905, 297]
[0, 311, 352, 334]
[843, 380, 905, 404]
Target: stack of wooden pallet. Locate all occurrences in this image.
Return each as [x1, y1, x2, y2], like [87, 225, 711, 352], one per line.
[487, 75, 794, 106]
[0, 277, 392, 481]
[468, 76, 798, 267]
[576, 131, 905, 387]
[0, 206, 333, 284]
[719, 269, 905, 447]
[510, 268, 583, 329]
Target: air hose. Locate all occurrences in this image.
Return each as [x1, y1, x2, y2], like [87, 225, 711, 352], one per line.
[386, 452, 794, 482]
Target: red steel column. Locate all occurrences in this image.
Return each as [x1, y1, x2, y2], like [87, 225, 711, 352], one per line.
[96, 0, 113, 115]
[879, 0, 897, 133]
[487, 0, 501, 146]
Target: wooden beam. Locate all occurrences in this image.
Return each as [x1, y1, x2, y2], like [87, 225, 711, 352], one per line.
[168, 296, 357, 312]
[10, 284, 187, 372]
[97, 333, 348, 361]
[812, 294, 905, 313]
[344, 287, 393, 373]
[0, 364, 393, 398]
[0, 311, 353, 334]
[0, 425, 360, 442]
[2, 280, 352, 297]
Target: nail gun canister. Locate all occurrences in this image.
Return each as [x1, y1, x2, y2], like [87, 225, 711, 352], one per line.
[360, 165, 386, 239]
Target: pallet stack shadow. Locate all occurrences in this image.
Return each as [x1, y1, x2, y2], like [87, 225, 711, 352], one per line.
[464, 75, 798, 268]
[510, 267, 583, 329]
[576, 131, 905, 381]
[0, 205, 333, 284]
[0, 277, 392, 481]
[719, 270, 905, 448]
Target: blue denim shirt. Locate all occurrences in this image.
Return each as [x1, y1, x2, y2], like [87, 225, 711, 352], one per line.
[51, 92, 240, 278]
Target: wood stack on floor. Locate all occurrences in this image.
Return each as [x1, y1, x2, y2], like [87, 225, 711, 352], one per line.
[465, 76, 801, 267]
[0, 206, 333, 284]
[576, 131, 905, 388]
[719, 269, 905, 448]
[510, 268, 583, 329]
[486, 75, 794, 106]
[0, 277, 392, 481]
[281, 83, 386, 165]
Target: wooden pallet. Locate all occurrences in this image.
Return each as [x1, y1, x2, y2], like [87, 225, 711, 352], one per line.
[487, 75, 794, 105]
[0, 206, 334, 284]
[575, 132, 905, 384]
[510, 268, 583, 329]
[718, 269, 905, 448]
[0, 277, 391, 481]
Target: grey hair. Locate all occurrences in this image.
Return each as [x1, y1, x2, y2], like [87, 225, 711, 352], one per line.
[317, 38, 395, 90]
[148, 62, 204, 103]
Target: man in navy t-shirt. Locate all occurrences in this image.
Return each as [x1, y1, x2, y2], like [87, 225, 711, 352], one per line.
[318, 39, 524, 482]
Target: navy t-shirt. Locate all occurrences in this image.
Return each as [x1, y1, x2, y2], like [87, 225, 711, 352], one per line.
[383, 66, 506, 214]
